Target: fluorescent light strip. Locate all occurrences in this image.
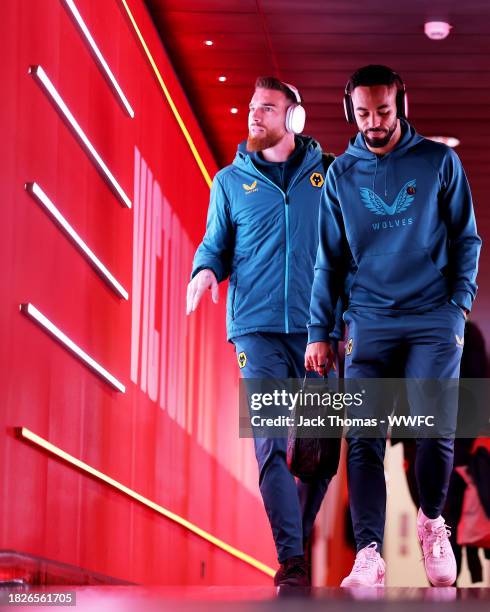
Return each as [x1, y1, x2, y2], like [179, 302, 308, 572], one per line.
[20, 303, 125, 393]
[18, 427, 275, 577]
[62, 0, 134, 118]
[29, 65, 132, 209]
[119, 0, 213, 189]
[26, 182, 128, 300]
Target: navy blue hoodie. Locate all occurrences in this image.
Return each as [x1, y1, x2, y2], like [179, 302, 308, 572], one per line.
[308, 120, 481, 343]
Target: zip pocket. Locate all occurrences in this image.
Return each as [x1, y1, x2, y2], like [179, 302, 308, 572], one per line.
[231, 276, 238, 319]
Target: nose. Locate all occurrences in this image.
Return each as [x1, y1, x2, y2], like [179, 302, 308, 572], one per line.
[249, 107, 262, 123]
[367, 113, 382, 129]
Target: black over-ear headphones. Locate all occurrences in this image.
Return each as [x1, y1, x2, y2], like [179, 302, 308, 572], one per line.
[343, 70, 408, 124]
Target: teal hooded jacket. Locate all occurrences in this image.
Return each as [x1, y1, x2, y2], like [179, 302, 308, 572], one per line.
[192, 136, 340, 341]
[308, 120, 482, 343]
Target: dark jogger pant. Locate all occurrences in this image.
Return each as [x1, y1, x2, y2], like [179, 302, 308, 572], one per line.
[343, 303, 465, 551]
[233, 332, 339, 563]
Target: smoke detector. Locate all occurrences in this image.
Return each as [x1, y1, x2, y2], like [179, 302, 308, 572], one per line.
[424, 21, 452, 40]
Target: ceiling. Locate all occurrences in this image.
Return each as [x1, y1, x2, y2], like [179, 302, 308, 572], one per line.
[144, 0, 490, 225]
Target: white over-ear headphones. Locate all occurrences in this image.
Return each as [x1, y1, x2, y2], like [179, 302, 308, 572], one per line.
[282, 82, 306, 134]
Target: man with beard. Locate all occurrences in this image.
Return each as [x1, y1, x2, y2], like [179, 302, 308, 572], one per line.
[187, 77, 340, 587]
[305, 65, 481, 587]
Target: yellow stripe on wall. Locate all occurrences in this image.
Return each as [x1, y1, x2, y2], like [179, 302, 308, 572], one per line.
[18, 427, 275, 578]
[119, 0, 213, 189]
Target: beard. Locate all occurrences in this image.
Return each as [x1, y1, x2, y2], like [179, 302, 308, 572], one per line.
[246, 126, 284, 152]
[363, 117, 398, 149]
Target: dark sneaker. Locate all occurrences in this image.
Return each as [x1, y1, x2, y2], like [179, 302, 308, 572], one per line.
[274, 555, 310, 587]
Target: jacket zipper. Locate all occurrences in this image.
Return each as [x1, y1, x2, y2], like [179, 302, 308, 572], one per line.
[284, 194, 290, 333]
[245, 162, 290, 332]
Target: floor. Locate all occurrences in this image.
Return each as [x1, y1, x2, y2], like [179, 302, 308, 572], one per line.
[1, 586, 490, 612]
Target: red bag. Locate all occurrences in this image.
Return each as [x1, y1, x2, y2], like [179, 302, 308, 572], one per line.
[455, 465, 490, 548]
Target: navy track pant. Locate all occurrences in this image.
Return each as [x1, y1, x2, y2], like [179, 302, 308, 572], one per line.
[343, 302, 466, 551]
[233, 332, 338, 563]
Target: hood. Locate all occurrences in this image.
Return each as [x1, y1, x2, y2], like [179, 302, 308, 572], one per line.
[346, 119, 424, 160]
[345, 120, 425, 196]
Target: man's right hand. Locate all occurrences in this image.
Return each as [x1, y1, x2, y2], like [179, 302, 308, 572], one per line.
[305, 341, 336, 376]
[186, 269, 219, 315]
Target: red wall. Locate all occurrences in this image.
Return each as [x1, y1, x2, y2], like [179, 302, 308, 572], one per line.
[0, 0, 274, 584]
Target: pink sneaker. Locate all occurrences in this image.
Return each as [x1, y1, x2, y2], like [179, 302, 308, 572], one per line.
[417, 509, 456, 587]
[341, 542, 386, 587]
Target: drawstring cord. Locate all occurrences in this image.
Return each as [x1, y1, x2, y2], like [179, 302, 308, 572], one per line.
[385, 155, 390, 197]
[372, 155, 390, 198]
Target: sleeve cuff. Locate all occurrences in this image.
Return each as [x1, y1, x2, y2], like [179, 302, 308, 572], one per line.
[190, 264, 222, 282]
[307, 325, 331, 344]
[451, 290, 473, 312]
